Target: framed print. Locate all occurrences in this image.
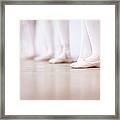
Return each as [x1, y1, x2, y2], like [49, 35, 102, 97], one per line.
[0, 0, 119, 119]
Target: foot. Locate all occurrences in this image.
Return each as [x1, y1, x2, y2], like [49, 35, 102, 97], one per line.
[49, 57, 73, 64]
[85, 55, 100, 62]
[70, 58, 100, 68]
[49, 51, 73, 64]
[24, 55, 36, 60]
[34, 54, 53, 61]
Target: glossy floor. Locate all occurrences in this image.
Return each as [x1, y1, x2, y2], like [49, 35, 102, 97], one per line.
[20, 60, 100, 100]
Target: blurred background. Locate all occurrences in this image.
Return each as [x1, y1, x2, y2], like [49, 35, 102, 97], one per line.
[20, 20, 92, 61]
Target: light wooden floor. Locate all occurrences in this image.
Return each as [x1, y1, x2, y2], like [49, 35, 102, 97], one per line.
[20, 60, 100, 100]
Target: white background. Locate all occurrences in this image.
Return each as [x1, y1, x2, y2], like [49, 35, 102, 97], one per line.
[5, 5, 115, 115]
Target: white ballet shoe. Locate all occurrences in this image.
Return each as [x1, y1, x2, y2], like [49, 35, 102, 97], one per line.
[70, 59, 83, 67]
[34, 54, 53, 61]
[85, 55, 100, 62]
[70, 59, 100, 68]
[24, 55, 36, 60]
[49, 57, 73, 64]
[49, 51, 73, 64]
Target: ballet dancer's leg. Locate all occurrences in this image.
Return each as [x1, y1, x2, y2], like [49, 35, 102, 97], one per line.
[85, 20, 100, 62]
[20, 20, 36, 59]
[49, 20, 73, 63]
[34, 20, 54, 61]
[71, 20, 100, 68]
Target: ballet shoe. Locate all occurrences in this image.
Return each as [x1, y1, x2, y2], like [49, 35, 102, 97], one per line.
[49, 57, 73, 64]
[70, 59, 100, 68]
[34, 54, 53, 61]
[85, 55, 100, 62]
[49, 51, 73, 64]
[24, 55, 36, 60]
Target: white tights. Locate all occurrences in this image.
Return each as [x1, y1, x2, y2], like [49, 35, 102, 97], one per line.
[35, 20, 71, 62]
[78, 20, 100, 62]
[71, 20, 100, 68]
[20, 20, 36, 58]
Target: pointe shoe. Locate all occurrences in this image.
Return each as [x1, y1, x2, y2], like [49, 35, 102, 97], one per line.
[34, 54, 53, 61]
[49, 57, 73, 64]
[70, 59, 100, 68]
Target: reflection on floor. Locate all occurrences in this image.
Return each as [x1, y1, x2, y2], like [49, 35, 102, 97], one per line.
[20, 60, 100, 100]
